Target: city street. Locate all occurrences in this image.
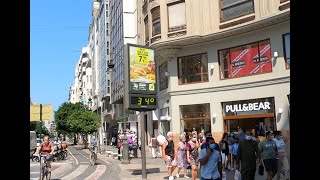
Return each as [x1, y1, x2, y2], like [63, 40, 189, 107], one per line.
[30, 145, 121, 180]
[30, 144, 270, 180]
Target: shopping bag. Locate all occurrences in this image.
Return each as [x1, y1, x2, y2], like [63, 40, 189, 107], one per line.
[234, 169, 241, 180]
[258, 164, 264, 176]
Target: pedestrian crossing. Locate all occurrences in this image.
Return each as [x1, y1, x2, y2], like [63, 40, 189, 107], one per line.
[60, 165, 89, 180]
[30, 164, 108, 180]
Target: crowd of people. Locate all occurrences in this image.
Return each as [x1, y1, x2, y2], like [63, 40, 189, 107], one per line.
[156, 128, 289, 180]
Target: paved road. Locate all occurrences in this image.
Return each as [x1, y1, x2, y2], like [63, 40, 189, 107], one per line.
[30, 145, 121, 180]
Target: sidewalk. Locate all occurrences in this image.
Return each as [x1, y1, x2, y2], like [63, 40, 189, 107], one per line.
[83, 145, 268, 180]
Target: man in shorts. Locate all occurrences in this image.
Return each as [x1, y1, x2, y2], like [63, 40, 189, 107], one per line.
[162, 132, 176, 180]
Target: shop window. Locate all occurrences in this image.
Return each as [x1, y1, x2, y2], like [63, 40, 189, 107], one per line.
[282, 33, 290, 69]
[178, 53, 208, 85]
[168, 1, 186, 32]
[218, 39, 272, 79]
[180, 103, 211, 133]
[159, 61, 168, 90]
[220, 0, 255, 22]
[151, 6, 161, 36]
[222, 97, 276, 136]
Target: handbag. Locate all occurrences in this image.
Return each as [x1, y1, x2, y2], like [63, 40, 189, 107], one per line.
[234, 169, 241, 180]
[258, 163, 264, 176]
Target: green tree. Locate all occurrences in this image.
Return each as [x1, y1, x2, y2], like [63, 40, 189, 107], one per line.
[55, 102, 84, 136]
[67, 110, 101, 147]
[30, 121, 51, 137]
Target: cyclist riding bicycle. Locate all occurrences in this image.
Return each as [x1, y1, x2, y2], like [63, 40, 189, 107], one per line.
[34, 136, 54, 172]
[91, 136, 97, 151]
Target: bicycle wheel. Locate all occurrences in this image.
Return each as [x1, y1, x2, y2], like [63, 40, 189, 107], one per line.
[90, 152, 95, 166]
[42, 166, 46, 180]
[46, 171, 51, 180]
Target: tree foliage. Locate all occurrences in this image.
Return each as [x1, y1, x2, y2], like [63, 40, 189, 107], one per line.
[67, 110, 101, 135]
[54, 102, 84, 134]
[30, 121, 53, 137]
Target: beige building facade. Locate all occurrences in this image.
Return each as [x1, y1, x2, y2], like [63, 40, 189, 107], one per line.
[137, 0, 290, 156]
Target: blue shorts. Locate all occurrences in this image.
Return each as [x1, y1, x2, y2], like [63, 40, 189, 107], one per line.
[263, 158, 278, 172]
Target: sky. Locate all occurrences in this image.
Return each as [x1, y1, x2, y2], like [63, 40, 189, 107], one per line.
[31, 0, 92, 111]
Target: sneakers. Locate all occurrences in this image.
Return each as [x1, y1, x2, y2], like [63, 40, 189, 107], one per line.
[231, 167, 234, 171]
[184, 175, 190, 178]
[168, 176, 174, 180]
[176, 174, 180, 178]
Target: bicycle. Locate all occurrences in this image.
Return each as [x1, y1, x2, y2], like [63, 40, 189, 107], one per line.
[89, 145, 97, 166]
[33, 153, 52, 180]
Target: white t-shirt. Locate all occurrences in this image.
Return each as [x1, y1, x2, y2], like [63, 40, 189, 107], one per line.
[272, 138, 286, 153]
[157, 134, 166, 145]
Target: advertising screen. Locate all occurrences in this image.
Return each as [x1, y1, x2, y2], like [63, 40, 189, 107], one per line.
[129, 45, 156, 94]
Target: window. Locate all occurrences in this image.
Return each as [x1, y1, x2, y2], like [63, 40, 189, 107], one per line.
[282, 33, 290, 69]
[87, 89, 89, 96]
[107, 30, 109, 36]
[107, 23, 109, 29]
[178, 53, 208, 85]
[107, 49, 109, 55]
[168, 1, 186, 32]
[72, 90, 74, 94]
[218, 39, 272, 79]
[90, 75, 92, 82]
[180, 103, 211, 133]
[87, 75, 88, 81]
[159, 61, 168, 90]
[151, 6, 161, 36]
[84, 82, 86, 88]
[144, 16, 149, 43]
[90, 89, 92, 96]
[220, 0, 255, 22]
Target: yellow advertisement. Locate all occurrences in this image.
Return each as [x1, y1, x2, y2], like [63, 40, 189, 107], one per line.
[30, 104, 53, 121]
[129, 46, 155, 84]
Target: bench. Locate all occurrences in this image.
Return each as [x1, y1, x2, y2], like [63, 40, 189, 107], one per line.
[106, 151, 113, 157]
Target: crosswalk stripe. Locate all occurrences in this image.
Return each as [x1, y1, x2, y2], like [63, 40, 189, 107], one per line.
[60, 165, 89, 180]
[30, 171, 39, 174]
[83, 165, 106, 180]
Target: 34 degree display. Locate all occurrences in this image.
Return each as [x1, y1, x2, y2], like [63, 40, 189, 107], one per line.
[131, 96, 156, 106]
[129, 94, 157, 110]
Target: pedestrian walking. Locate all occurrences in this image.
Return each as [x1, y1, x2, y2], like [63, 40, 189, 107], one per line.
[231, 138, 239, 172]
[219, 132, 230, 171]
[149, 134, 158, 158]
[186, 132, 199, 180]
[259, 131, 278, 180]
[174, 134, 190, 178]
[157, 132, 166, 157]
[273, 131, 289, 180]
[236, 129, 261, 180]
[197, 136, 221, 180]
[162, 132, 177, 180]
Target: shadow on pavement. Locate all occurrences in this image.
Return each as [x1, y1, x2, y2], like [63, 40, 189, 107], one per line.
[129, 168, 161, 175]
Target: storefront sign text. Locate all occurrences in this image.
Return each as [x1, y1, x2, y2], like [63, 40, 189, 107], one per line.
[225, 102, 271, 113]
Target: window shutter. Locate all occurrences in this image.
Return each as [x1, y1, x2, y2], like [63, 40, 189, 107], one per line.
[168, 2, 186, 28]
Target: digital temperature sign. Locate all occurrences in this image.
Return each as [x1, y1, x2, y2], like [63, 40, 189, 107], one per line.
[129, 94, 157, 110]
